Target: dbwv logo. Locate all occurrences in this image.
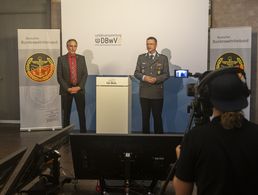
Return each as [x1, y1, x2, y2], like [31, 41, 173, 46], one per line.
[95, 34, 122, 46]
[96, 37, 118, 44]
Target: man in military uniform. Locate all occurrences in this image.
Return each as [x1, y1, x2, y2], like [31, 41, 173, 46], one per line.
[134, 37, 170, 134]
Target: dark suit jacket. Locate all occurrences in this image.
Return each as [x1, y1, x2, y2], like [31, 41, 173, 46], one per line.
[134, 53, 170, 99]
[57, 54, 88, 95]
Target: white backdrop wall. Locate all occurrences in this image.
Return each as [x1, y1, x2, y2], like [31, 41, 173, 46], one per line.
[61, 0, 209, 75]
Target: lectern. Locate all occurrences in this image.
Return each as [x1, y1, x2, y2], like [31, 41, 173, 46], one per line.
[96, 77, 132, 133]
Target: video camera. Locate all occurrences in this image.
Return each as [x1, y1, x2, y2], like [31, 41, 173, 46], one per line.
[175, 69, 213, 127]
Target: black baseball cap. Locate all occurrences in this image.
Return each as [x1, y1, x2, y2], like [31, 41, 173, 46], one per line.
[209, 73, 248, 112]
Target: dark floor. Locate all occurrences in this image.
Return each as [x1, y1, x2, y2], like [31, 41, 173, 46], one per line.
[0, 123, 177, 195]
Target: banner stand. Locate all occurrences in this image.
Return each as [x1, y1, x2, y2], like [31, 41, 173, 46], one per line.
[18, 29, 62, 131]
[210, 26, 252, 119]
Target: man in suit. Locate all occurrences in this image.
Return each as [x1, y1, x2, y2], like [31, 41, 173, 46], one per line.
[134, 37, 170, 134]
[57, 39, 88, 133]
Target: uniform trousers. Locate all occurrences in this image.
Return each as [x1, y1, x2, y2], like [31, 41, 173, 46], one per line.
[140, 98, 163, 134]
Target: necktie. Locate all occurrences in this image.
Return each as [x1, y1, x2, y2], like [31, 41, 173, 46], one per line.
[150, 54, 154, 60]
[70, 56, 77, 85]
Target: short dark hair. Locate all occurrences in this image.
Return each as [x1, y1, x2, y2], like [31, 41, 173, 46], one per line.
[146, 36, 157, 43]
[66, 39, 78, 46]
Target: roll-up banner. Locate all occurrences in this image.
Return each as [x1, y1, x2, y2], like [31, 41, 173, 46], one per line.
[18, 29, 62, 131]
[210, 27, 252, 119]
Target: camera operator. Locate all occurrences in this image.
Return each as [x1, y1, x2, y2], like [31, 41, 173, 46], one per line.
[173, 70, 258, 195]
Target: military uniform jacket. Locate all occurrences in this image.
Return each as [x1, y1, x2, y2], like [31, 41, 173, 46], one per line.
[134, 53, 170, 99]
[57, 54, 88, 95]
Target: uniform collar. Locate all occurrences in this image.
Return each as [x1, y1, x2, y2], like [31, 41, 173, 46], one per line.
[145, 52, 159, 58]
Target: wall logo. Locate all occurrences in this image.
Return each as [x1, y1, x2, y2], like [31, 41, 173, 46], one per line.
[25, 53, 55, 82]
[215, 52, 245, 70]
[95, 34, 122, 46]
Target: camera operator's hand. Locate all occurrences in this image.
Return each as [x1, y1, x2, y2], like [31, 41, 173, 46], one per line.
[176, 145, 181, 159]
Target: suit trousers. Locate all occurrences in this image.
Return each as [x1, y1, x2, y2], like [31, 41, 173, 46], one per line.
[62, 92, 87, 133]
[140, 98, 164, 134]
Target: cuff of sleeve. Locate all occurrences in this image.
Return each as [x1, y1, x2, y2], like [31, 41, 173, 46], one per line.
[142, 75, 145, 81]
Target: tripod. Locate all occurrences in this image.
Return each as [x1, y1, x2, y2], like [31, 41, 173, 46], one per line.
[158, 99, 207, 195]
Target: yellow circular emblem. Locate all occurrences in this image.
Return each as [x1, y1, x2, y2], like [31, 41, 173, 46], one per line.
[215, 52, 245, 70]
[25, 53, 55, 82]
